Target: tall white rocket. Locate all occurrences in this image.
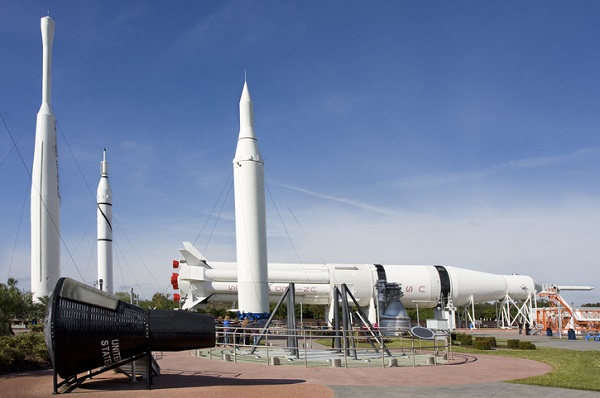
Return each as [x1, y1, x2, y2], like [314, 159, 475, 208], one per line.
[97, 150, 113, 293]
[233, 80, 269, 317]
[31, 16, 60, 301]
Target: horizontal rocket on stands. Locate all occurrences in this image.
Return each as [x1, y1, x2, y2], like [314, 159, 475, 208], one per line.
[172, 241, 540, 311]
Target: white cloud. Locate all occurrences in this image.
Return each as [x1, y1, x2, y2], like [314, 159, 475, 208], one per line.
[277, 182, 400, 217]
[265, 196, 600, 298]
[394, 147, 599, 190]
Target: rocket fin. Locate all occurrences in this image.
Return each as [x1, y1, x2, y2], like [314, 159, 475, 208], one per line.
[180, 242, 211, 268]
[181, 292, 210, 310]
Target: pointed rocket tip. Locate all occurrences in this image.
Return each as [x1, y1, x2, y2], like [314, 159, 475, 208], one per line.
[240, 79, 251, 102]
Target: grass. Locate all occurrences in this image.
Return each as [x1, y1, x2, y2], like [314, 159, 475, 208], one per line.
[319, 336, 600, 391]
[454, 344, 600, 391]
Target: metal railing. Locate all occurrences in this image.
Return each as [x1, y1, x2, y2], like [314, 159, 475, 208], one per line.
[193, 326, 451, 369]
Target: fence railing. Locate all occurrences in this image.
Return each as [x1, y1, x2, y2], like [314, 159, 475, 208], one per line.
[193, 325, 451, 369]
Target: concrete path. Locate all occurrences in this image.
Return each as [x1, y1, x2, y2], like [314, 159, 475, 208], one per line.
[1, 329, 598, 397]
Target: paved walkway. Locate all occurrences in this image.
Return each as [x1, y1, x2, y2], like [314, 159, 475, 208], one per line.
[1, 329, 599, 397]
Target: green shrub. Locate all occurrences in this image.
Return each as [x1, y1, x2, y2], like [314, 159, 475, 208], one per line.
[30, 324, 44, 333]
[473, 336, 496, 350]
[474, 339, 492, 350]
[461, 334, 473, 346]
[452, 332, 472, 345]
[507, 339, 520, 349]
[519, 341, 536, 350]
[481, 336, 496, 347]
[0, 332, 51, 374]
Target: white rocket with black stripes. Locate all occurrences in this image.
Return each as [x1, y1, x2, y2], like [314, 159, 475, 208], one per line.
[97, 150, 113, 293]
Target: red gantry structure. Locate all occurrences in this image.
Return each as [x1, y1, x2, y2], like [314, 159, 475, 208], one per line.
[535, 285, 599, 335]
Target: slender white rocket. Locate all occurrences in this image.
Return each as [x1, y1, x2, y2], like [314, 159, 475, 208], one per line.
[97, 149, 113, 293]
[233, 80, 269, 317]
[31, 16, 60, 301]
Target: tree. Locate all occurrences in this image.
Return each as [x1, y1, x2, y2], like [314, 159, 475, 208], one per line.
[0, 279, 35, 336]
[114, 291, 132, 303]
[111, 291, 177, 310]
[301, 304, 325, 320]
[582, 303, 600, 307]
[202, 303, 231, 318]
[148, 292, 178, 310]
[405, 307, 434, 325]
[30, 296, 49, 322]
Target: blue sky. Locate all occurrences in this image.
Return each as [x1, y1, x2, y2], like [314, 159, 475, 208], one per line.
[1, 1, 599, 305]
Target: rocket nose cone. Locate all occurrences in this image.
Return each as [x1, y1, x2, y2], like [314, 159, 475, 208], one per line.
[41, 16, 55, 44]
[238, 80, 254, 133]
[240, 81, 252, 103]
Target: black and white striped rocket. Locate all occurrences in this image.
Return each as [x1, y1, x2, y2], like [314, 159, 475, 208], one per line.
[97, 150, 113, 293]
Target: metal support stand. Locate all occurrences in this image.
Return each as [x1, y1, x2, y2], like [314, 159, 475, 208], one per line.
[329, 284, 392, 359]
[146, 348, 152, 390]
[249, 283, 298, 356]
[287, 283, 299, 358]
[51, 353, 152, 394]
[339, 285, 356, 359]
[332, 286, 341, 353]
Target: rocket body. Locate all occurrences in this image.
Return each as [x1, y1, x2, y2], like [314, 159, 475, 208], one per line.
[31, 16, 60, 301]
[233, 81, 269, 316]
[174, 244, 539, 314]
[97, 150, 113, 293]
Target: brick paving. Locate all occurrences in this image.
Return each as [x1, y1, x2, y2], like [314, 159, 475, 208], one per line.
[0, 346, 552, 397]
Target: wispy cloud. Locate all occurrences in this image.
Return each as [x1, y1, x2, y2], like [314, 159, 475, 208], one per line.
[71, 4, 149, 44]
[277, 183, 400, 216]
[320, 94, 365, 117]
[397, 147, 600, 190]
[110, 6, 147, 28]
[295, 198, 600, 282]
[187, 3, 239, 45]
[491, 147, 599, 173]
[185, 1, 284, 51]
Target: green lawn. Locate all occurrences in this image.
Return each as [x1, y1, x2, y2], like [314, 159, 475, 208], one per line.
[453, 344, 600, 391]
[320, 337, 600, 391]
